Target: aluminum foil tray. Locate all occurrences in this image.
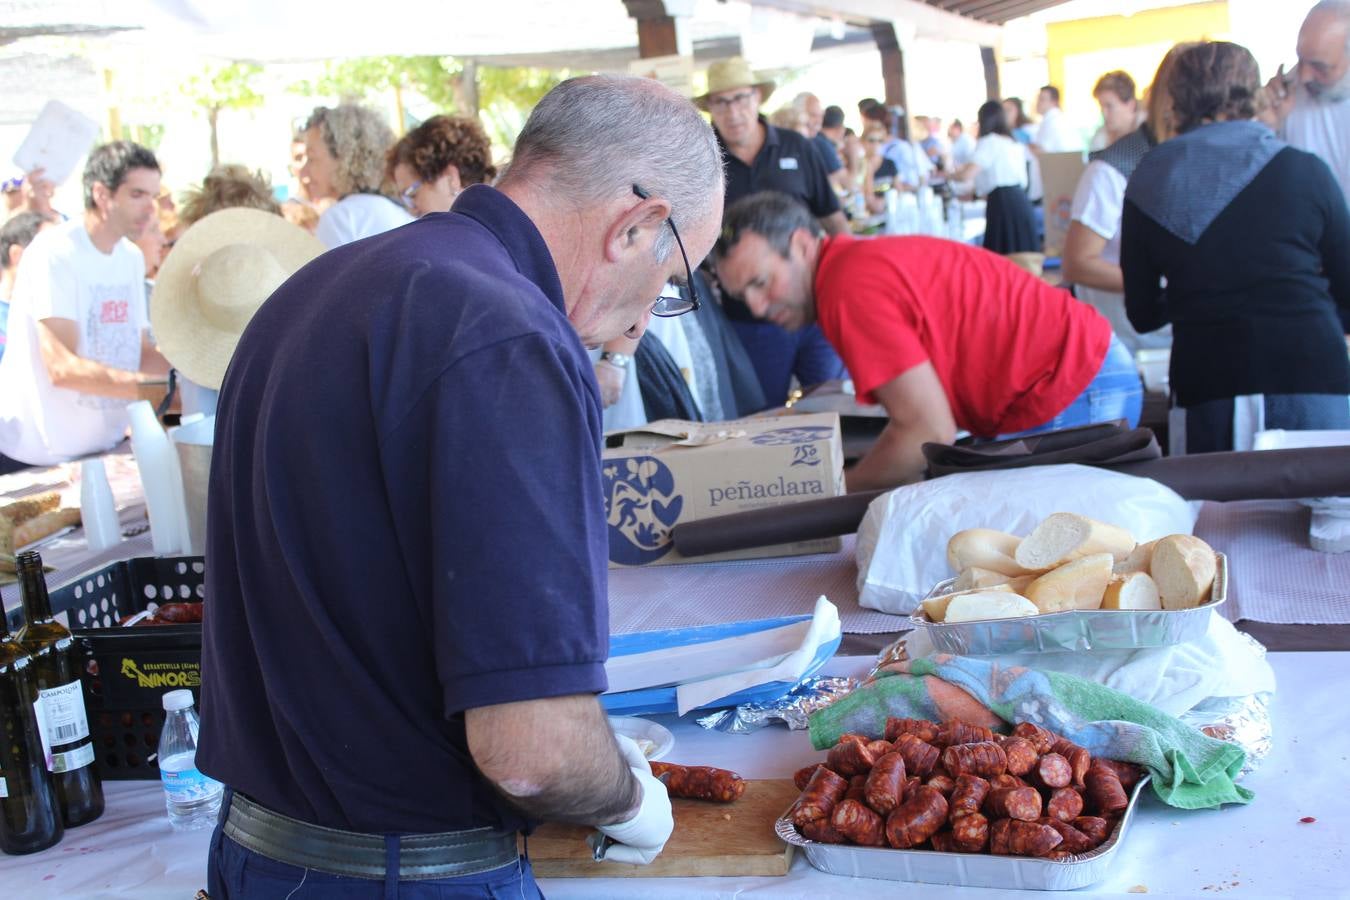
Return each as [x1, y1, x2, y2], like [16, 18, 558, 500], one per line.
[776, 776, 1150, 891]
[908, 554, 1227, 655]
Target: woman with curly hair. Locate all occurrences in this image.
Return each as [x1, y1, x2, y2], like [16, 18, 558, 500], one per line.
[1123, 41, 1350, 453]
[385, 115, 497, 218]
[300, 104, 412, 247]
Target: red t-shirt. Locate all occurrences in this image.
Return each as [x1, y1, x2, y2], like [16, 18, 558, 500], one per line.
[814, 235, 1111, 436]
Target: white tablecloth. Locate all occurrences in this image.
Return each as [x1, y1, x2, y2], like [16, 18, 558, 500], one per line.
[2, 651, 1343, 899]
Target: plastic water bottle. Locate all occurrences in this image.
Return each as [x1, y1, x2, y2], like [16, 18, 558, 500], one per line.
[157, 690, 222, 830]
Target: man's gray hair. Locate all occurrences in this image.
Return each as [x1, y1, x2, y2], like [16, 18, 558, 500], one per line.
[500, 75, 724, 261]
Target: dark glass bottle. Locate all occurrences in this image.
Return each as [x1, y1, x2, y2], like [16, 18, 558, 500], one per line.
[15, 552, 104, 828]
[0, 611, 63, 854]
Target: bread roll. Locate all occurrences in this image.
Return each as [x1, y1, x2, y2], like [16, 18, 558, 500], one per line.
[954, 567, 1035, 593]
[947, 529, 1036, 577]
[943, 591, 1039, 623]
[1150, 535, 1217, 610]
[1014, 513, 1137, 570]
[1023, 553, 1113, 613]
[0, 491, 60, 526]
[8, 508, 82, 554]
[1100, 572, 1162, 611]
[1113, 540, 1156, 576]
[922, 576, 1036, 622]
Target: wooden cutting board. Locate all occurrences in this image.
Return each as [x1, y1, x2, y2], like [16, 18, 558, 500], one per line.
[526, 778, 799, 878]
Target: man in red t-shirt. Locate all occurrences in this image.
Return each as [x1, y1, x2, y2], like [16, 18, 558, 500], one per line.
[713, 192, 1141, 490]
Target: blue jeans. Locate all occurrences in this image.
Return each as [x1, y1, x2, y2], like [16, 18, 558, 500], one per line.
[207, 790, 544, 899]
[999, 335, 1143, 439]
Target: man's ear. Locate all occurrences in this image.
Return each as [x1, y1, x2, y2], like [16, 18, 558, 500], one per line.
[90, 181, 111, 212]
[788, 226, 813, 259]
[603, 195, 670, 263]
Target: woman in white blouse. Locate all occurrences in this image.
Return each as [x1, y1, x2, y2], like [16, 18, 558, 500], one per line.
[954, 101, 1038, 255]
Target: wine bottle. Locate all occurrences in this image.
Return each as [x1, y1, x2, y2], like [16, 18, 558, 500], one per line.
[15, 552, 104, 828]
[0, 612, 63, 854]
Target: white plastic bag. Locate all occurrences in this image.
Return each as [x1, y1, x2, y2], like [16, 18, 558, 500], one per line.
[855, 464, 1197, 614]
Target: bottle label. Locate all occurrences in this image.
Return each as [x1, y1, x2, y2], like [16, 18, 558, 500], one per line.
[160, 764, 220, 802]
[51, 742, 95, 773]
[37, 679, 90, 746]
[31, 695, 54, 771]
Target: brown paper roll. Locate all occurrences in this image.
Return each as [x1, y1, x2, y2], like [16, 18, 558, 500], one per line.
[670, 446, 1350, 557]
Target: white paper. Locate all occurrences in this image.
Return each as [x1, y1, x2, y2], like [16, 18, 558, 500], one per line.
[603, 619, 814, 695]
[12, 100, 101, 185]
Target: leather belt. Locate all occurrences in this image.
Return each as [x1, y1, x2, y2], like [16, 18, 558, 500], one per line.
[222, 792, 518, 881]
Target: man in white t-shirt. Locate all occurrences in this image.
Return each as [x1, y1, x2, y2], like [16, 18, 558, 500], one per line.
[0, 141, 169, 469]
[1265, 1, 1350, 205]
[1032, 85, 1081, 154]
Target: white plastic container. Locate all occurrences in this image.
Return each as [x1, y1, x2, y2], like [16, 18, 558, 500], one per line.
[157, 689, 222, 831]
[127, 401, 184, 555]
[78, 458, 122, 552]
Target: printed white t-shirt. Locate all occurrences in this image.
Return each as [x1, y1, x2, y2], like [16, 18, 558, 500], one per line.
[0, 219, 147, 465]
[315, 193, 414, 249]
[1069, 160, 1171, 353]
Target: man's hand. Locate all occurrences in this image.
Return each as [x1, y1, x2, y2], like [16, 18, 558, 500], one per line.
[594, 361, 626, 408]
[1262, 65, 1298, 130]
[595, 735, 674, 865]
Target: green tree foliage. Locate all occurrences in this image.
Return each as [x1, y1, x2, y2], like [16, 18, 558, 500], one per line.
[182, 63, 264, 169]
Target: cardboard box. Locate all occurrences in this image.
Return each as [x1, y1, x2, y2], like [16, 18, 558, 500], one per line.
[1038, 150, 1087, 258]
[602, 413, 845, 567]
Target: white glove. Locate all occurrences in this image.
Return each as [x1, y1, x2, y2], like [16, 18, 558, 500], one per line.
[595, 735, 673, 865]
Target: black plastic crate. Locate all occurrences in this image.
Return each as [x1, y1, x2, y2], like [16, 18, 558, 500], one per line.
[7, 557, 207, 781]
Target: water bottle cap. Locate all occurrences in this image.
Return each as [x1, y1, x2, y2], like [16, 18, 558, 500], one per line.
[162, 689, 195, 711]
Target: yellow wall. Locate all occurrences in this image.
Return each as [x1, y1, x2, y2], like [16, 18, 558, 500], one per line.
[1047, 2, 1232, 119]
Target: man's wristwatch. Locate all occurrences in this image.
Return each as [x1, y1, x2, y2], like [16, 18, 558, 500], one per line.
[598, 351, 632, 369]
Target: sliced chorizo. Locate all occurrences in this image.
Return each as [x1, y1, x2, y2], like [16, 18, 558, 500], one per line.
[1050, 738, 1091, 788]
[884, 785, 949, 849]
[941, 741, 1008, 778]
[1085, 761, 1129, 817]
[800, 816, 845, 844]
[831, 798, 886, 846]
[950, 810, 990, 851]
[1092, 757, 1144, 793]
[793, 764, 826, 791]
[925, 773, 956, 798]
[1034, 752, 1073, 790]
[891, 732, 940, 777]
[1047, 787, 1084, 823]
[985, 786, 1042, 822]
[1072, 816, 1111, 847]
[1038, 817, 1094, 854]
[884, 717, 940, 745]
[863, 752, 907, 815]
[998, 737, 1039, 776]
[948, 774, 991, 820]
[789, 766, 848, 826]
[844, 774, 868, 803]
[1012, 722, 1057, 755]
[827, 738, 883, 777]
[1001, 820, 1064, 857]
[936, 721, 995, 747]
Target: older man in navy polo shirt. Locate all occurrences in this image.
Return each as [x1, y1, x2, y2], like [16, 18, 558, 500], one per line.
[198, 76, 724, 898]
[698, 57, 850, 408]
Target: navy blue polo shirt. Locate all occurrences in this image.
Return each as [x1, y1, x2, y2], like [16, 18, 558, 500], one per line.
[197, 185, 610, 834]
[718, 116, 841, 217]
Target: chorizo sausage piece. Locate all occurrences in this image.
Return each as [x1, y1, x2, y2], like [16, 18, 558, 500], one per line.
[152, 601, 205, 623]
[950, 810, 990, 851]
[1038, 817, 1094, 854]
[827, 737, 883, 777]
[884, 785, 949, 849]
[1050, 738, 1091, 789]
[902, 776, 922, 802]
[800, 816, 845, 844]
[838, 733, 869, 745]
[884, 717, 940, 745]
[929, 830, 960, 853]
[936, 721, 995, 747]
[794, 764, 826, 791]
[925, 773, 956, 798]
[1073, 816, 1111, 847]
[1047, 787, 1084, 823]
[844, 774, 868, 803]
[986, 786, 1042, 822]
[1092, 758, 1144, 793]
[1085, 761, 1129, 817]
[1012, 722, 1058, 755]
[831, 798, 887, 846]
[863, 752, 906, 815]
[989, 817, 1013, 854]
[999, 737, 1039, 776]
[891, 732, 940, 777]
[1034, 752, 1074, 790]
[648, 761, 746, 802]
[949, 774, 991, 820]
[790, 766, 849, 826]
[865, 739, 893, 760]
[989, 773, 1026, 791]
[1004, 820, 1064, 857]
[942, 741, 1008, 778]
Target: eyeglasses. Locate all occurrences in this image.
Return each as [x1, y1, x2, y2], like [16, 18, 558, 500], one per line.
[707, 90, 755, 111]
[632, 184, 700, 318]
[399, 180, 423, 211]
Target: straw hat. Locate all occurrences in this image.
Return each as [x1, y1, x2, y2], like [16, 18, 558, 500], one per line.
[151, 208, 324, 390]
[695, 57, 775, 110]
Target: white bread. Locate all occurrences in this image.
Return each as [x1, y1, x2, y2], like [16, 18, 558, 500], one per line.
[923, 575, 1036, 622]
[954, 567, 1035, 593]
[947, 529, 1037, 577]
[1150, 535, 1217, 610]
[1101, 572, 1162, 610]
[943, 591, 1040, 623]
[1015, 513, 1137, 569]
[1113, 539, 1156, 576]
[1023, 553, 1113, 613]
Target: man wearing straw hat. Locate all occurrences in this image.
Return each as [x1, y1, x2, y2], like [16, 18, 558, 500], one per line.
[695, 56, 849, 408]
[198, 76, 723, 897]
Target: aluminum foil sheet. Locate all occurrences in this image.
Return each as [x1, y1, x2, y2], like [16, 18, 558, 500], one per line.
[777, 776, 1151, 890]
[910, 553, 1229, 655]
[695, 676, 857, 733]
